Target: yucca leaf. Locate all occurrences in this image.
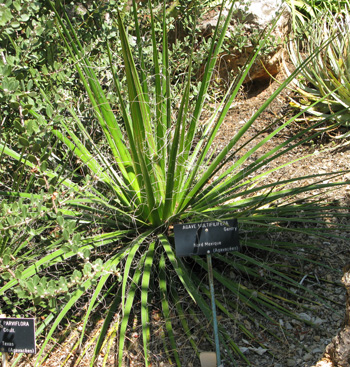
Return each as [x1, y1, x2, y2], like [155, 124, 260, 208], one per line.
[287, 3, 350, 134]
[118, 250, 147, 366]
[172, 288, 200, 356]
[192, 258, 278, 324]
[92, 288, 122, 365]
[141, 241, 156, 366]
[175, 0, 238, 200]
[159, 254, 181, 366]
[121, 230, 153, 309]
[116, 9, 156, 156]
[163, 53, 193, 220]
[116, 10, 162, 225]
[48, 2, 140, 192]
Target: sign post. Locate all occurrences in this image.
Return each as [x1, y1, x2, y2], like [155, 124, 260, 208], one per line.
[2, 352, 8, 367]
[207, 252, 222, 367]
[174, 219, 240, 367]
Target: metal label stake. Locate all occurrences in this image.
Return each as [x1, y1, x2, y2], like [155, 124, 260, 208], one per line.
[207, 252, 223, 367]
[2, 352, 8, 367]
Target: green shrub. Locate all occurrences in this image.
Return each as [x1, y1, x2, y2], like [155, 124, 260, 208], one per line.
[287, 0, 348, 19]
[287, 1, 350, 138]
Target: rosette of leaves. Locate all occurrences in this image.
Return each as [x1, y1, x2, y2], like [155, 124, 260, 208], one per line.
[286, 0, 348, 21]
[0, 0, 349, 366]
[287, 1, 350, 137]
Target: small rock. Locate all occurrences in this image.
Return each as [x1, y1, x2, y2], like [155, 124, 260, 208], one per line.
[303, 353, 313, 361]
[250, 346, 267, 355]
[312, 347, 323, 354]
[326, 274, 333, 282]
[314, 335, 321, 342]
[313, 317, 325, 325]
[287, 358, 295, 367]
[298, 313, 312, 322]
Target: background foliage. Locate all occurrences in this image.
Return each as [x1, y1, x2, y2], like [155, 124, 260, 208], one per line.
[287, 0, 350, 138]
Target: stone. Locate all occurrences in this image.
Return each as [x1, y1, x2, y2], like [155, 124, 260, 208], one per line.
[298, 312, 312, 322]
[304, 353, 313, 361]
[199, 0, 292, 83]
[313, 317, 325, 325]
[313, 347, 323, 355]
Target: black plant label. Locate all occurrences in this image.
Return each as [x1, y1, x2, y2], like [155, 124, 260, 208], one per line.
[0, 318, 36, 354]
[174, 219, 240, 257]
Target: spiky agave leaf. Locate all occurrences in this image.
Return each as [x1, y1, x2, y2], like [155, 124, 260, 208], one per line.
[0, 0, 350, 366]
[287, 0, 350, 137]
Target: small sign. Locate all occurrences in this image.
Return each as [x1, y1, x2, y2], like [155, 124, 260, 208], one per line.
[174, 219, 240, 257]
[0, 318, 36, 354]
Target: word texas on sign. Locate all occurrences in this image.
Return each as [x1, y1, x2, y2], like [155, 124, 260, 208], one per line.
[174, 219, 240, 257]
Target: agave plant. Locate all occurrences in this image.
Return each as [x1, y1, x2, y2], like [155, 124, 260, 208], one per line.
[286, 0, 348, 22]
[0, 0, 349, 366]
[287, 0, 350, 137]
